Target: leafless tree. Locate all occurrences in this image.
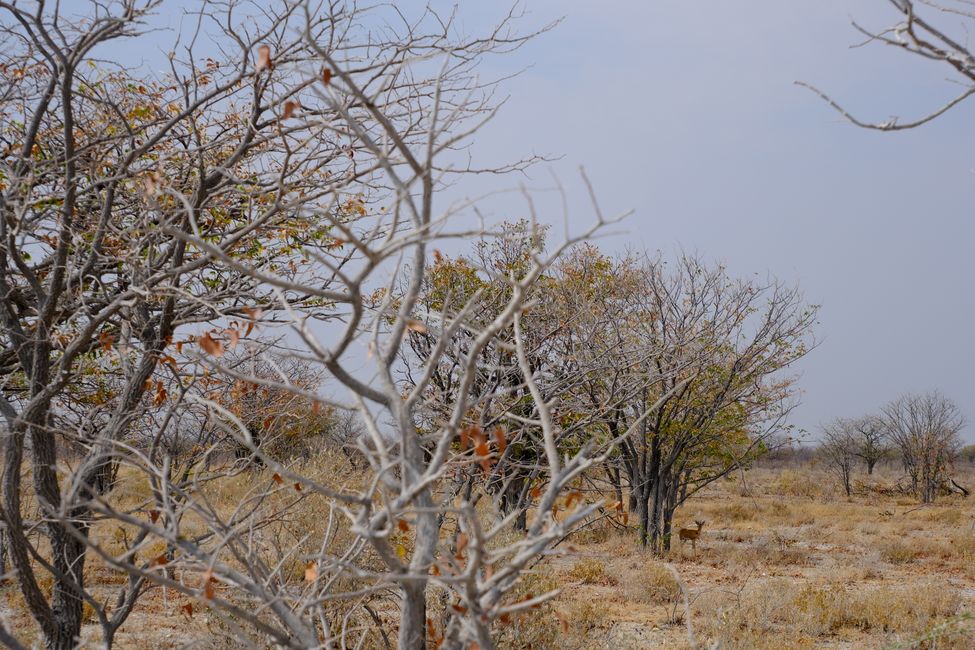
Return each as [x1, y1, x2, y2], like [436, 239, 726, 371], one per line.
[820, 419, 860, 497]
[799, 0, 975, 130]
[881, 392, 965, 503]
[851, 416, 887, 475]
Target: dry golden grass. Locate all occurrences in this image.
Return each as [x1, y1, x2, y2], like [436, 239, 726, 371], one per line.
[509, 465, 975, 649]
[6, 461, 975, 648]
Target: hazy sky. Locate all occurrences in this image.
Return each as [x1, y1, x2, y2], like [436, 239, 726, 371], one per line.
[433, 0, 975, 441]
[104, 1, 974, 441]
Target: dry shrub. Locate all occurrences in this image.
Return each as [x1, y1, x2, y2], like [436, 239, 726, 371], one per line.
[493, 570, 563, 649]
[880, 538, 921, 564]
[773, 470, 824, 499]
[567, 558, 617, 586]
[562, 599, 610, 636]
[920, 507, 965, 526]
[495, 565, 617, 648]
[946, 532, 975, 562]
[572, 518, 615, 545]
[722, 501, 759, 522]
[696, 577, 962, 648]
[621, 562, 681, 606]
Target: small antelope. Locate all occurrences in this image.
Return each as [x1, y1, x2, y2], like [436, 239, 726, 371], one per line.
[677, 520, 705, 551]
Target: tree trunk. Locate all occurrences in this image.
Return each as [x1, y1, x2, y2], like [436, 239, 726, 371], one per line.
[498, 473, 528, 533]
[636, 488, 651, 547]
[0, 525, 6, 580]
[399, 583, 427, 649]
[607, 465, 624, 509]
[46, 529, 87, 650]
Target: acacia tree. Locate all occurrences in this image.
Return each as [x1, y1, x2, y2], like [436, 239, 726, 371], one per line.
[881, 392, 964, 503]
[618, 254, 816, 552]
[404, 238, 669, 534]
[852, 416, 887, 475]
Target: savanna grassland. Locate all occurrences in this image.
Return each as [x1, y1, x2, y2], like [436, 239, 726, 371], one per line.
[6, 457, 974, 649]
[501, 463, 975, 649]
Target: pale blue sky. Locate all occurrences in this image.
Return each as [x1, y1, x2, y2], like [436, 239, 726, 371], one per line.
[441, 0, 975, 441]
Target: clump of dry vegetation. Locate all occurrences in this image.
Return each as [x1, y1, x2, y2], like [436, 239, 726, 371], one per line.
[493, 465, 975, 650]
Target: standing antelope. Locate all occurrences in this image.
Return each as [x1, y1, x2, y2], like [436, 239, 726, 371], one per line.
[678, 520, 705, 551]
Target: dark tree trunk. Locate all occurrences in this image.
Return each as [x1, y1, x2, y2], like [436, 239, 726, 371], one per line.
[606, 465, 624, 509]
[0, 525, 6, 581]
[47, 534, 87, 650]
[636, 489, 650, 547]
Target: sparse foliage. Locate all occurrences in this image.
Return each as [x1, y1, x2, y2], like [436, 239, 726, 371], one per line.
[820, 419, 859, 497]
[881, 392, 965, 503]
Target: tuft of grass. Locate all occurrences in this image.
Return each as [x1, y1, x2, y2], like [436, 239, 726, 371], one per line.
[567, 558, 618, 586]
[880, 539, 921, 564]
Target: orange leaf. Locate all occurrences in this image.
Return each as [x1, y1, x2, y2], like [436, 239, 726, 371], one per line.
[242, 306, 264, 320]
[255, 44, 272, 72]
[282, 100, 297, 119]
[455, 532, 469, 554]
[565, 491, 583, 508]
[397, 519, 410, 533]
[492, 428, 507, 453]
[152, 553, 168, 567]
[149, 509, 159, 524]
[272, 473, 283, 485]
[202, 570, 216, 600]
[474, 439, 489, 458]
[304, 561, 318, 582]
[98, 331, 114, 352]
[153, 381, 167, 406]
[321, 67, 332, 85]
[198, 332, 224, 357]
[225, 328, 240, 350]
[293, 482, 302, 492]
[451, 603, 467, 614]
[181, 602, 193, 617]
[530, 485, 542, 499]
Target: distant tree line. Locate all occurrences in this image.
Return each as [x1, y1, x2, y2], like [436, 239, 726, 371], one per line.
[819, 392, 967, 503]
